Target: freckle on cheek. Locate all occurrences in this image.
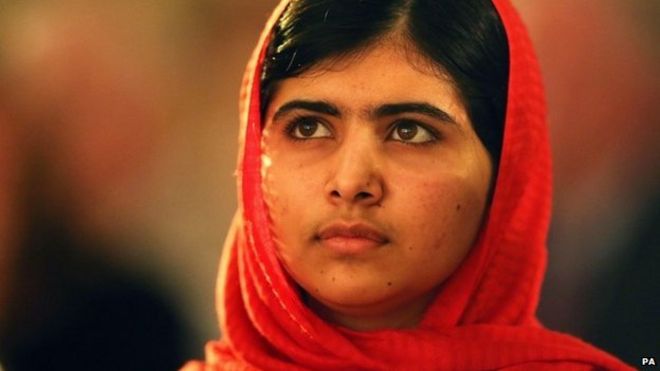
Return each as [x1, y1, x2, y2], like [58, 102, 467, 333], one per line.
[456, 203, 461, 211]
[387, 281, 392, 287]
[331, 276, 335, 282]
[434, 232, 447, 250]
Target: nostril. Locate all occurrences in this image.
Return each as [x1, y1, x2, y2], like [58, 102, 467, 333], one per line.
[331, 190, 342, 198]
[355, 191, 372, 201]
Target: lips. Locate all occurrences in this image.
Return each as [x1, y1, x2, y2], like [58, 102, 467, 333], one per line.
[317, 222, 388, 254]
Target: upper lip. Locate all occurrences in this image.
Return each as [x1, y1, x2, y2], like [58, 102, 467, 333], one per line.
[317, 221, 388, 243]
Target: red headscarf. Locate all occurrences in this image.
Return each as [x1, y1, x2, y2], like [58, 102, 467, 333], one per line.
[183, 0, 632, 369]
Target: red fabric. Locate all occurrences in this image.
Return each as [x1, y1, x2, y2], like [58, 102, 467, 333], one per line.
[182, 0, 632, 369]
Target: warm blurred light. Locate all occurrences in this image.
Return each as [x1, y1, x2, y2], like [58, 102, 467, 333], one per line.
[0, 0, 656, 367]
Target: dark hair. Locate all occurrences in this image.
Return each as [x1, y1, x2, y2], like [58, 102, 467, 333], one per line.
[262, 0, 509, 166]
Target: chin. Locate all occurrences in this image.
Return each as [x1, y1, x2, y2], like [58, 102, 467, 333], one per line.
[308, 280, 394, 311]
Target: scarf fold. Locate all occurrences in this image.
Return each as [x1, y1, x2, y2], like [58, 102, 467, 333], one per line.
[182, 0, 632, 369]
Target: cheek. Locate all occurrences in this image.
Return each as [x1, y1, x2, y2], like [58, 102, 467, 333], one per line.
[262, 159, 332, 287]
[262, 155, 321, 247]
[393, 170, 488, 278]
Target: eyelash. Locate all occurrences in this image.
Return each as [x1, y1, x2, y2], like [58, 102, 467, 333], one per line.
[282, 115, 441, 145]
[283, 114, 332, 142]
[387, 119, 441, 146]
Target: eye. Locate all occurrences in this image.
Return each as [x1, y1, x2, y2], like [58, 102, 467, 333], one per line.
[286, 116, 332, 139]
[388, 120, 437, 144]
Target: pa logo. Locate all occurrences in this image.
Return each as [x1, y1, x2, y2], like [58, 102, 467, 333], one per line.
[642, 357, 656, 367]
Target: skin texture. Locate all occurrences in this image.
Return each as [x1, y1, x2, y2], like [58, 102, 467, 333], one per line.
[261, 41, 492, 331]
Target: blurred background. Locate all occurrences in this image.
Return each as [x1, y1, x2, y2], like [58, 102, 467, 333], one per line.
[0, 0, 657, 369]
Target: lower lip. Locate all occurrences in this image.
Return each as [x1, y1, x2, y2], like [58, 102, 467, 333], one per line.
[319, 236, 384, 254]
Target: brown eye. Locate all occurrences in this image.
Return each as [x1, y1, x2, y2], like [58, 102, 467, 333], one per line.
[389, 120, 436, 144]
[289, 117, 332, 139]
[298, 120, 319, 137]
[395, 122, 418, 141]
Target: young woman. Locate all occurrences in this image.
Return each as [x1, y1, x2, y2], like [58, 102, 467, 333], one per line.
[184, 0, 632, 369]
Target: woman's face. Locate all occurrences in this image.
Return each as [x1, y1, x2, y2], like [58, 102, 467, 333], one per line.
[261, 42, 493, 329]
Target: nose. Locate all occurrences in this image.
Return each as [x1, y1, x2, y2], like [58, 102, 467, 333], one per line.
[324, 137, 384, 207]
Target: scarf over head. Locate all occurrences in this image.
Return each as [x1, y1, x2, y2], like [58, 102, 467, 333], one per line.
[183, 0, 632, 369]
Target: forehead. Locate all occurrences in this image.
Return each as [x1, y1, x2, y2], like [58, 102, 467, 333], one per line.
[266, 42, 466, 117]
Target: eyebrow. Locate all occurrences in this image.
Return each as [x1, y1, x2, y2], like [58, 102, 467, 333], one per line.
[271, 99, 457, 125]
[272, 100, 341, 121]
[374, 102, 457, 125]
